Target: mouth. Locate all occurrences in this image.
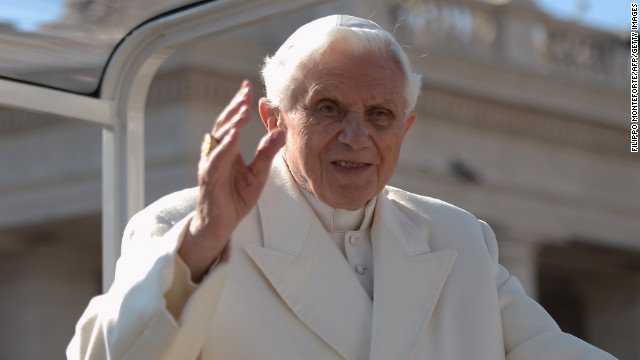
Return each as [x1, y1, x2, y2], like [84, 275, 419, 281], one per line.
[334, 160, 369, 168]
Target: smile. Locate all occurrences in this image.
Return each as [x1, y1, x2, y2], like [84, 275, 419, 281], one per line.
[335, 161, 368, 168]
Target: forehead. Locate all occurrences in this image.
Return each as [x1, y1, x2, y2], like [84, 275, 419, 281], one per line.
[293, 49, 407, 109]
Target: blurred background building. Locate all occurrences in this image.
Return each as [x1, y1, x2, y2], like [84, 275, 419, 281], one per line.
[0, 0, 637, 359]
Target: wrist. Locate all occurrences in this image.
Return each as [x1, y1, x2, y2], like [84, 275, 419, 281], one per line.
[179, 217, 229, 283]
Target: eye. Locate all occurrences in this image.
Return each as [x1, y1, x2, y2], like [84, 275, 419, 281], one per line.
[318, 102, 338, 115]
[368, 108, 394, 125]
[373, 109, 390, 118]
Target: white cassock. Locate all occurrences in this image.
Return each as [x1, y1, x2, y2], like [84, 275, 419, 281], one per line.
[68, 154, 617, 360]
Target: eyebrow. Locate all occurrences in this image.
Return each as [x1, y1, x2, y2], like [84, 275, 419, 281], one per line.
[305, 84, 337, 102]
[306, 86, 399, 109]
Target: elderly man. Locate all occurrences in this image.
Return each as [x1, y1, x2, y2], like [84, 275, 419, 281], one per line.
[68, 15, 616, 360]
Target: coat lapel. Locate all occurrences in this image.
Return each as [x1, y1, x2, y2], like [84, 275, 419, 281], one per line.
[369, 191, 458, 360]
[245, 154, 372, 360]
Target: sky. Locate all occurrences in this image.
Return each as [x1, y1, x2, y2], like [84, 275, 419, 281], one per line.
[534, 0, 631, 34]
[0, 0, 634, 34]
[0, 0, 65, 31]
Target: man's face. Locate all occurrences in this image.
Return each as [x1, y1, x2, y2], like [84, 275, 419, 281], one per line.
[274, 47, 415, 210]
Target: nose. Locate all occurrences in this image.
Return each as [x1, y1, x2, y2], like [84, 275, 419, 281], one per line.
[337, 113, 371, 150]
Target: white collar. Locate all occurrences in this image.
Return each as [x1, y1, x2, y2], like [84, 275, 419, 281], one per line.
[299, 186, 377, 233]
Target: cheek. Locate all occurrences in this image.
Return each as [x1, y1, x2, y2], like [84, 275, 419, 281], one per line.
[284, 119, 308, 157]
[302, 137, 328, 177]
[301, 124, 334, 156]
[284, 124, 322, 176]
[376, 123, 402, 144]
[376, 129, 405, 168]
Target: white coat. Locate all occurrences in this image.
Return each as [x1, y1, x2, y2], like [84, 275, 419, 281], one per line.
[68, 155, 616, 360]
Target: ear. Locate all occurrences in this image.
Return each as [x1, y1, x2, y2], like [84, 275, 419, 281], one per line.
[259, 98, 279, 132]
[404, 111, 416, 135]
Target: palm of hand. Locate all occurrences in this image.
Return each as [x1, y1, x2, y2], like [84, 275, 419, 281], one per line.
[179, 81, 285, 282]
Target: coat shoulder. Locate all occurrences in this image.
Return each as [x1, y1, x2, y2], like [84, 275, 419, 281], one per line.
[146, 187, 199, 222]
[383, 185, 479, 225]
[383, 186, 499, 264]
[124, 187, 199, 239]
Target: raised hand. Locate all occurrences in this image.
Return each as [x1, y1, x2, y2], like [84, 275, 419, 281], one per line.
[178, 80, 286, 282]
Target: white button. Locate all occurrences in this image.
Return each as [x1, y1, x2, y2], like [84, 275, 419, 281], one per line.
[348, 234, 358, 246]
[355, 264, 367, 275]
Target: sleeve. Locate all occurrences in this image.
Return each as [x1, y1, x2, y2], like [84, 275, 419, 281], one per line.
[479, 220, 618, 360]
[66, 207, 230, 360]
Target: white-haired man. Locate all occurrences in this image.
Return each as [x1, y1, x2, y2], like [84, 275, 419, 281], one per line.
[68, 15, 616, 360]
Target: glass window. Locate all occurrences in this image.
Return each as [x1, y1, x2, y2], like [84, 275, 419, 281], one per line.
[0, 0, 212, 95]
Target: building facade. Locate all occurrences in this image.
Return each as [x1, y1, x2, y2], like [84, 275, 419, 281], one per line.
[0, 0, 637, 359]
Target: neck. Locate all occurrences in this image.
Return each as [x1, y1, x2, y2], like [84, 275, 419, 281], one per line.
[299, 186, 376, 233]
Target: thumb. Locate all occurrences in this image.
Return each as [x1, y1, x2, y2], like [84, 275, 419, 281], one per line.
[249, 129, 286, 183]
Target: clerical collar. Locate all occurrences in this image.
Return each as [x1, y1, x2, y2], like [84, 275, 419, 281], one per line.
[299, 186, 377, 233]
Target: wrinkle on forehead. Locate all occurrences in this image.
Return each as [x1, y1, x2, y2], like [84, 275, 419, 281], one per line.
[293, 51, 407, 114]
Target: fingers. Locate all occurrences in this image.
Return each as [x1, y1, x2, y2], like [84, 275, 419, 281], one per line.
[199, 127, 241, 182]
[248, 129, 286, 184]
[200, 80, 253, 166]
[199, 80, 284, 196]
[214, 126, 241, 160]
[211, 80, 253, 139]
[214, 104, 250, 143]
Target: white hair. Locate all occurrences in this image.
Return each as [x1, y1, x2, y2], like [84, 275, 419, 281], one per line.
[261, 15, 422, 117]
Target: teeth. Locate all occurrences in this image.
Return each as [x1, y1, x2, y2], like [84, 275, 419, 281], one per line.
[336, 161, 366, 168]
